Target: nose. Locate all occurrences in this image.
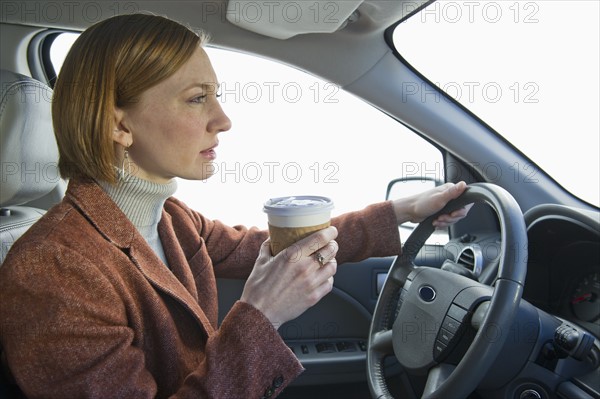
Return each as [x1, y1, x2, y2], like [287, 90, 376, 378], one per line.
[208, 98, 232, 134]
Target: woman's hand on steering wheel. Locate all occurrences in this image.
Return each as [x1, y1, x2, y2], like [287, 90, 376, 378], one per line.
[391, 181, 473, 228]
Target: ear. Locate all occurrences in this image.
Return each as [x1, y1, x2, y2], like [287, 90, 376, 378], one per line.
[112, 107, 133, 147]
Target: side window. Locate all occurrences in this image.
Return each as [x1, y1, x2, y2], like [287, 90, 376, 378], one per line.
[49, 34, 448, 244]
[49, 32, 79, 78]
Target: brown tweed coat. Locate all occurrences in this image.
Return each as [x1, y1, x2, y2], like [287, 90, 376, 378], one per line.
[0, 178, 401, 398]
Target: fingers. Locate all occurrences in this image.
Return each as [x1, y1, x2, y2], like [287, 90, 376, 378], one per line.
[246, 229, 338, 326]
[453, 180, 467, 192]
[314, 239, 338, 266]
[433, 203, 473, 227]
[428, 181, 468, 213]
[300, 226, 338, 253]
[433, 212, 463, 227]
[306, 261, 337, 306]
[256, 239, 274, 264]
[442, 180, 467, 199]
[278, 226, 338, 264]
[432, 183, 471, 227]
[312, 275, 335, 305]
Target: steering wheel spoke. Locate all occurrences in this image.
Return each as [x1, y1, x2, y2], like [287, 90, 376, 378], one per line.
[370, 330, 394, 356]
[422, 364, 456, 399]
[387, 262, 412, 286]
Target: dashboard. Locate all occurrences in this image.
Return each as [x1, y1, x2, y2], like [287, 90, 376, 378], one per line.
[439, 204, 600, 397]
[523, 204, 600, 338]
[444, 203, 599, 337]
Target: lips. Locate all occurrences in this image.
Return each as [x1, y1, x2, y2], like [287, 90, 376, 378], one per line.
[200, 143, 218, 160]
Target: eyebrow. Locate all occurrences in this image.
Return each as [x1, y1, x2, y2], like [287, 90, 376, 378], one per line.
[183, 82, 221, 93]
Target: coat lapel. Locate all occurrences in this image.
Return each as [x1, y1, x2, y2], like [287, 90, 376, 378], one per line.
[127, 238, 215, 335]
[158, 211, 199, 303]
[66, 178, 215, 335]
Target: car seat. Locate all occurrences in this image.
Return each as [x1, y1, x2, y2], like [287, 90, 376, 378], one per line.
[0, 69, 62, 396]
[0, 69, 63, 264]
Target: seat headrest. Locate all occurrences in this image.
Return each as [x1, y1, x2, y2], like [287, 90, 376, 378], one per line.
[0, 70, 60, 207]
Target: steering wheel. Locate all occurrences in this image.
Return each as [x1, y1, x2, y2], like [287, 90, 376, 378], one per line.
[367, 183, 528, 399]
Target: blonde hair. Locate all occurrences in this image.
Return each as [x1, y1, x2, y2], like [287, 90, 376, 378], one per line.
[52, 14, 209, 183]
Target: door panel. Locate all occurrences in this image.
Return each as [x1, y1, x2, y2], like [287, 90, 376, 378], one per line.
[216, 247, 447, 386]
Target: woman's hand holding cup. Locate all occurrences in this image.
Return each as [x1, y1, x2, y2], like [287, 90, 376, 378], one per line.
[241, 196, 337, 329]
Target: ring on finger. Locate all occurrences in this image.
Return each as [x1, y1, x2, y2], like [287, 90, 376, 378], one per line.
[315, 251, 326, 268]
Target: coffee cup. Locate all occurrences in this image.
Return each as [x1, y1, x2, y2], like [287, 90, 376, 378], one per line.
[263, 196, 334, 256]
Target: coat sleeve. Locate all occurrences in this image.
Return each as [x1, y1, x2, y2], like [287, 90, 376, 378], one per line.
[173, 198, 401, 279]
[165, 196, 268, 279]
[178, 301, 303, 398]
[331, 201, 402, 264]
[0, 241, 302, 399]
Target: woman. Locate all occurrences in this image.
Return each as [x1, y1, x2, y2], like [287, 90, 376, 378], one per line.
[0, 14, 470, 398]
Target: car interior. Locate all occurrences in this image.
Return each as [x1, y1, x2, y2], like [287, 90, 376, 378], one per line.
[1, 1, 599, 398]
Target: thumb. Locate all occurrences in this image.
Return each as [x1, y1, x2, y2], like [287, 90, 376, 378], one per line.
[256, 239, 274, 261]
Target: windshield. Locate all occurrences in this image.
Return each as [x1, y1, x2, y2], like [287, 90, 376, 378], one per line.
[394, 0, 599, 206]
[50, 33, 444, 232]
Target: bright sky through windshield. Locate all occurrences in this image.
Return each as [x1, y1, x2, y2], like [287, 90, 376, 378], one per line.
[394, 0, 600, 206]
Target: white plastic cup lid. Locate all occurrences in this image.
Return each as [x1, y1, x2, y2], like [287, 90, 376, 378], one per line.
[263, 196, 334, 227]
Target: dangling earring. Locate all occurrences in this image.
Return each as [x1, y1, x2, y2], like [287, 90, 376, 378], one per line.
[119, 145, 132, 182]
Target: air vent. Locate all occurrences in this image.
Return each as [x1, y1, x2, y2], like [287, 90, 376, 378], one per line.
[458, 249, 475, 268]
[456, 245, 483, 278]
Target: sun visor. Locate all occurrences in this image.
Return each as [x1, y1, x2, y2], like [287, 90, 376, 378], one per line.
[226, 0, 364, 39]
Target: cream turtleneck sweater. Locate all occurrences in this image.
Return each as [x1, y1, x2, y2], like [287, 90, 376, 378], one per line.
[98, 175, 178, 267]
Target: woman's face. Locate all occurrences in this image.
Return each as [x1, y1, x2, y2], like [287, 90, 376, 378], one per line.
[118, 46, 231, 183]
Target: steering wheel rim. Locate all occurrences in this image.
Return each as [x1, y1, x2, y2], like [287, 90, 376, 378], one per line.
[367, 183, 528, 399]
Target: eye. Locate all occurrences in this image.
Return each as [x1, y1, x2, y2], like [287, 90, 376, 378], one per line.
[189, 95, 207, 104]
